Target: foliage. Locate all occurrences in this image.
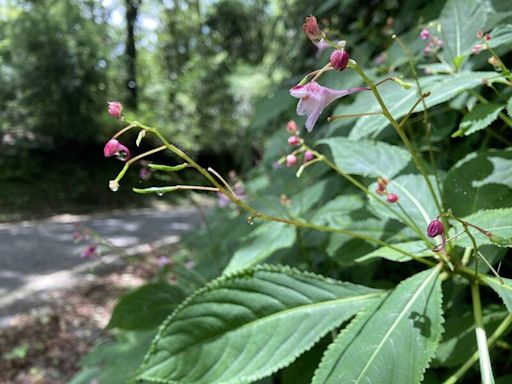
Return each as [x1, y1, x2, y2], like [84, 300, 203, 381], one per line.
[73, 0, 512, 383]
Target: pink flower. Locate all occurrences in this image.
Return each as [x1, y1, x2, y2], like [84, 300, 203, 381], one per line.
[303, 151, 315, 162]
[386, 193, 398, 203]
[288, 136, 301, 146]
[286, 154, 298, 167]
[107, 101, 123, 119]
[330, 50, 349, 71]
[472, 44, 482, 55]
[80, 244, 97, 258]
[287, 120, 298, 134]
[420, 28, 430, 40]
[289, 81, 369, 131]
[303, 16, 321, 42]
[103, 139, 131, 161]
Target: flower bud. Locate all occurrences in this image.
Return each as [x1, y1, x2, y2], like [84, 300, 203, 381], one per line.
[477, 31, 484, 38]
[288, 136, 301, 146]
[303, 16, 322, 42]
[376, 177, 388, 195]
[330, 49, 349, 71]
[103, 138, 131, 161]
[303, 151, 315, 162]
[484, 33, 491, 41]
[386, 193, 398, 203]
[472, 44, 482, 55]
[286, 154, 298, 167]
[107, 101, 123, 119]
[420, 28, 430, 40]
[287, 120, 298, 134]
[427, 219, 444, 238]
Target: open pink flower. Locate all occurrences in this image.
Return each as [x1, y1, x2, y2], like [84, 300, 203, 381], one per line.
[103, 138, 131, 161]
[289, 81, 369, 131]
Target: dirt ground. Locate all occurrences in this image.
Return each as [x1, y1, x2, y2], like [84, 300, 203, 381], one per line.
[0, 257, 160, 384]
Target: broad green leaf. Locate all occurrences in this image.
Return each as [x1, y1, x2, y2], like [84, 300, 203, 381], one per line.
[317, 137, 411, 179]
[70, 330, 156, 384]
[451, 208, 512, 248]
[443, 150, 512, 217]
[312, 267, 443, 384]
[482, 276, 512, 312]
[437, 0, 486, 66]
[452, 103, 504, 137]
[369, 174, 441, 227]
[356, 240, 433, 263]
[434, 310, 508, 367]
[250, 89, 295, 130]
[224, 222, 296, 273]
[310, 194, 365, 227]
[107, 283, 188, 331]
[138, 265, 382, 384]
[348, 72, 503, 139]
[507, 96, 512, 118]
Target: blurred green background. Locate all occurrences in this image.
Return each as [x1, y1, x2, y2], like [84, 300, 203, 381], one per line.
[0, 0, 435, 220]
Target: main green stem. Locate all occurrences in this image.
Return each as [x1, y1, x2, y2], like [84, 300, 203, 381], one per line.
[351, 63, 443, 215]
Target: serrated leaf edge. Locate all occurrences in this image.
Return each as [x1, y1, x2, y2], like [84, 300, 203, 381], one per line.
[137, 263, 382, 384]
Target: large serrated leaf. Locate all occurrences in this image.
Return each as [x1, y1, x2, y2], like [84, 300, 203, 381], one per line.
[138, 265, 382, 384]
[453, 103, 504, 137]
[437, 0, 486, 66]
[451, 208, 512, 248]
[348, 72, 503, 139]
[224, 222, 296, 273]
[108, 283, 188, 331]
[317, 137, 411, 179]
[312, 267, 443, 384]
[482, 276, 512, 312]
[444, 150, 512, 217]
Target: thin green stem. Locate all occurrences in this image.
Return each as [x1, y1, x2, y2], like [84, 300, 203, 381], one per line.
[351, 62, 443, 216]
[443, 314, 512, 384]
[129, 121, 435, 267]
[471, 283, 495, 384]
[112, 145, 167, 185]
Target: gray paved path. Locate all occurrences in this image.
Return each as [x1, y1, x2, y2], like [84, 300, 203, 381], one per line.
[0, 205, 202, 324]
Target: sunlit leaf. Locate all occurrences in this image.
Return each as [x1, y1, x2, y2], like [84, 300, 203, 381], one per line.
[312, 267, 443, 384]
[138, 265, 382, 384]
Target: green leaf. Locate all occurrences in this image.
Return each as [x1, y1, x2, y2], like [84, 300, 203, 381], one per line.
[108, 283, 188, 331]
[224, 222, 296, 273]
[437, 0, 486, 66]
[317, 137, 411, 179]
[348, 72, 503, 139]
[310, 195, 365, 227]
[482, 24, 512, 53]
[451, 208, 512, 248]
[369, 174, 441, 228]
[507, 96, 512, 118]
[452, 103, 504, 137]
[312, 267, 443, 384]
[138, 265, 382, 384]
[443, 150, 512, 217]
[250, 89, 295, 130]
[356, 240, 433, 263]
[482, 276, 512, 312]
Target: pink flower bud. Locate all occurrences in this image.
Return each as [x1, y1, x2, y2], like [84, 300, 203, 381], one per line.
[420, 28, 430, 40]
[427, 219, 444, 238]
[386, 193, 398, 203]
[288, 136, 301, 146]
[80, 244, 97, 258]
[103, 139, 131, 161]
[477, 31, 484, 38]
[286, 154, 298, 167]
[303, 16, 322, 42]
[303, 151, 315, 162]
[376, 177, 388, 195]
[330, 49, 349, 71]
[287, 120, 298, 134]
[472, 44, 482, 55]
[107, 101, 123, 119]
[484, 33, 491, 41]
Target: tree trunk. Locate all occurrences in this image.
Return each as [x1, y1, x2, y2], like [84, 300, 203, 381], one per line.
[125, 0, 140, 109]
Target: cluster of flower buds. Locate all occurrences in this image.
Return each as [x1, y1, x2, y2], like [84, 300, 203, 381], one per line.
[282, 120, 315, 167]
[420, 27, 443, 55]
[375, 177, 399, 203]
[472, 31, 492, 56]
